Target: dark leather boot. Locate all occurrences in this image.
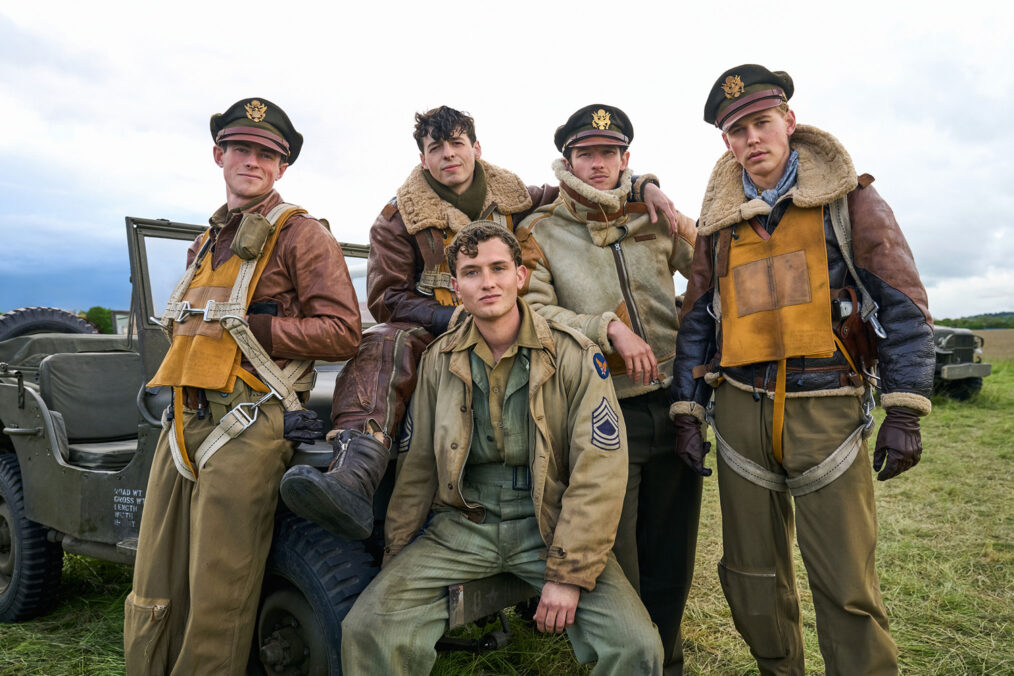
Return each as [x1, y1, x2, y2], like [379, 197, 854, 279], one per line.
[280, 429, 389, 540]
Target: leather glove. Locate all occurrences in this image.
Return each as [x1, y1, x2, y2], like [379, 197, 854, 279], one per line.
[283, 409, 326, 446]
[673, 414, 712, 477]
[873, 406, 922, 481]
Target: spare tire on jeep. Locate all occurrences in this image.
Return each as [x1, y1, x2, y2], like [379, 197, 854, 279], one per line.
[0, 307, 98, 341]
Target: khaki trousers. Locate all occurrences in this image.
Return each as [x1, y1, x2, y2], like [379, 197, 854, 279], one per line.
[342, 478, 663, 676]
[124, 384, 292, 676]
[613, 390, 703, 676]
[713, 385, 897, 676]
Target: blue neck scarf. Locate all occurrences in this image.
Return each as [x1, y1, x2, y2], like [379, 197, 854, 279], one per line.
[743, 149, 799, 206]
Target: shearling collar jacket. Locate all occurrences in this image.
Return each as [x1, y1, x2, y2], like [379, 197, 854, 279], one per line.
[517, 162, 696, 398]
[697, 125, 859, 235]
[395, 159, 534, 235]
[383, 303, 628, 591]
[669, 125, 935, 418]
[366, 161, 561, 336]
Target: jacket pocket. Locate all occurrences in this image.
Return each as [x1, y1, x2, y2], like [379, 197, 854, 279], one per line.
[123, 592, 172, 675]
[717, 561, 790, 659]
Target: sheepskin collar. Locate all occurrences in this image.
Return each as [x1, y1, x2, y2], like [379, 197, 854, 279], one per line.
[698, 125, 857, 236]
[395, 159, 533, 235]
[553, 159, 634, 246]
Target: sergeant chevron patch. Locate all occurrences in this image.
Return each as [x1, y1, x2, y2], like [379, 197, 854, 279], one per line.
[591, 398, 621, 450]
[398, 410, 413, 453]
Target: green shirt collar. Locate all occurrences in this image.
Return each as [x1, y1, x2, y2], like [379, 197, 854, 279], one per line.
[455, 300, 542, 367]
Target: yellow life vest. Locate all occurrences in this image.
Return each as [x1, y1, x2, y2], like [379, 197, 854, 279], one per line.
[719, 205, 835, 366]
[718, 205, 836, 462]
[148, 209, 297, 393]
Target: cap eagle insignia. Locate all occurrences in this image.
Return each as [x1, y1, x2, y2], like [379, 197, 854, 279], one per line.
[591, 109, 612, 130]
[245, 100, 268, 122]
[722, 75, 745, 99]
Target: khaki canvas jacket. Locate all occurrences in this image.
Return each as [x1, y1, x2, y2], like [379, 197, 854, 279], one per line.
[517, 161, 697, 399]
[188, 190, 362, 365]
[384, 302, 628, 591]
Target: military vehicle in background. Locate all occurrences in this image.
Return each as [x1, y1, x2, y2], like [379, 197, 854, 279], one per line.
[0, 217, 531, 675]
[932, 325, 992, 400]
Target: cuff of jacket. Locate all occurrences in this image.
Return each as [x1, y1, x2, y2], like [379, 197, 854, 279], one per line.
[881, 391, 932, 416]
[544, 561, 599, 593]
[247, 314, 274, 355]
[669, 400, 707, 424]
[598, 312, 622, 354]
[632, 173, 660, 203]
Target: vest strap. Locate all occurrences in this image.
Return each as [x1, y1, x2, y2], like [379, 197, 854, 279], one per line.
[711, 411, 865, 497]
[772, 359, 787, 464]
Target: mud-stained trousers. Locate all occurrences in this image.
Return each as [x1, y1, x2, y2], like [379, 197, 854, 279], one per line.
[612, 390, 703, 676]
[124, 382, 293, 676]
[713, 384, 898, 676]
[342, 470, 663, 675]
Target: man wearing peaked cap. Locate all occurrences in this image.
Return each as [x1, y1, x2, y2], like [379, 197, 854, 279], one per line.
[210, 97, 304, 163]
[124, 97, 362, 675]
[517, 103, 701, 675]
[671, 65, 934, 674]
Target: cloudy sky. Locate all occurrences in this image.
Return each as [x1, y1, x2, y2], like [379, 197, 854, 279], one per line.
[1, 1, 1011, 319]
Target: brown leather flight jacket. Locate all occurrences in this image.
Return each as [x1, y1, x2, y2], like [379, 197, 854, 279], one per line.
[366, 160, 560, 337]
[188, 190, 362, 368]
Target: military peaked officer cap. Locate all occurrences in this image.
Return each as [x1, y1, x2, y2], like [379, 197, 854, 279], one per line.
[555, 104, 633, 153]
[704, 65, 794, 132]
[210, 97, 303, 164]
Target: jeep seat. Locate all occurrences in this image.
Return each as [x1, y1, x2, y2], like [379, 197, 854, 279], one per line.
[38, 351, 143, 470]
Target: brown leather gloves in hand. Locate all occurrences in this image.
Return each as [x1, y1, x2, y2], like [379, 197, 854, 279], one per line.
[673, 414, 713, 477]
[873, 406, 922, 481]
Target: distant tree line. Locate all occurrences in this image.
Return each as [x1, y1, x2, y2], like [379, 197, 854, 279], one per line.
[82, 306, 115, 334]
[936, 312, 1014, 330]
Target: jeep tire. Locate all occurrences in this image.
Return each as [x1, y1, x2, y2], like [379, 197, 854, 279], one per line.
[251, 512, 379, 675]
[0, 454, 64, 622]
[0, 306, 98, 341]
[936, 376, 984, 401]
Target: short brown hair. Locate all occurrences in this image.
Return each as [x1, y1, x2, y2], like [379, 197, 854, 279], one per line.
[413, 106, 477, 151]
[446, 222, 522, 277]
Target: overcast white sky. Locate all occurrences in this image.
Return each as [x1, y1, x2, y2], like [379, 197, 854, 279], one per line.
[1, 1, 1011, 319]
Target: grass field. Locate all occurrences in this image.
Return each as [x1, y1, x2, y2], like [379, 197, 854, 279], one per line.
[978, 328, 1014, 361]
[2, 362, 1012, 675]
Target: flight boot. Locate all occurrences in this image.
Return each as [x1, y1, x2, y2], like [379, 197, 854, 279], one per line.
[280, 429, 389, 540]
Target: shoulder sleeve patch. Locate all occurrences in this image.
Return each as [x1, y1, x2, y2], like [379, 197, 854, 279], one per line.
[592, 352, 610, 379]
[591, 397, 621, 450]
[397, 409, 413, 454]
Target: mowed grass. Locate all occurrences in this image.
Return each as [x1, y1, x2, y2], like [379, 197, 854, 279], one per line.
[979, 328, 1014, 361]
[3, 363, 1012, 675]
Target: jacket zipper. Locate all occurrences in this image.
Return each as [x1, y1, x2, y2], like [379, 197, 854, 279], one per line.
[610, 241, 647, 340]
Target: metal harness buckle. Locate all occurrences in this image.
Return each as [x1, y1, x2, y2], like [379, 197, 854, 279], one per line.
[861, 387, 876, 433]
[227, 389, 279, 433]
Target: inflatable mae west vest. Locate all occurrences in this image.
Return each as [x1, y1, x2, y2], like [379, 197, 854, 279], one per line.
[150, 204, 306, 393]
[150, 202, 310, 480]
[718, 205, 836, 461]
